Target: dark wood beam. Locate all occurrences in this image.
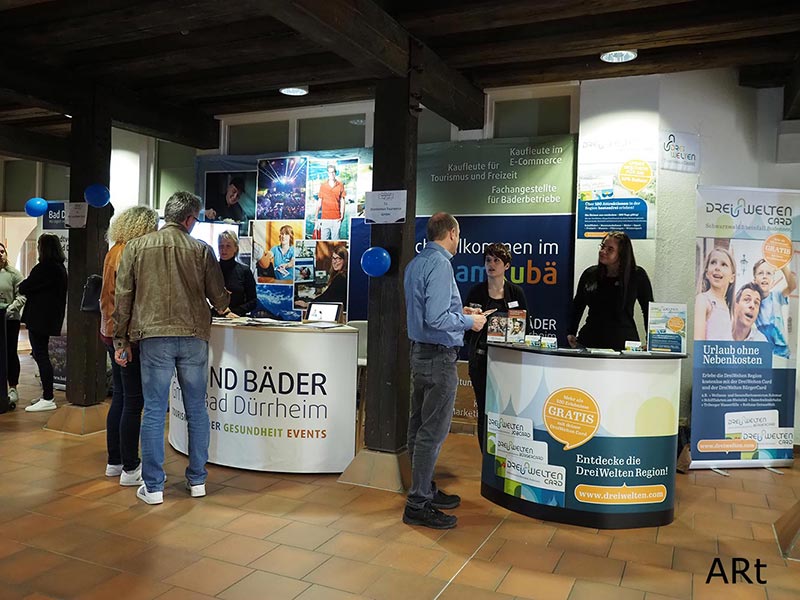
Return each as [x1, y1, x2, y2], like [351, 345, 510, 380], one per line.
[785, 59, 800, 120]
[441, 10, 800, 68]
[0, 121, 69, 164]
[263, 0, 485, 129]
[739, 63, 793, 89]
[398, 0, 693, 37]
[0, 54, 219, 148]
[471, 38, 799, 88]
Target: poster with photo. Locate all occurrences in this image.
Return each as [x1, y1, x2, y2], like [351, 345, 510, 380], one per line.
[294, 240, 349, 313]
[203, 171, 256, 234]
[304, 157, 359, 241]
[256, 157, 307, 220]
[251, 220, 303, 284]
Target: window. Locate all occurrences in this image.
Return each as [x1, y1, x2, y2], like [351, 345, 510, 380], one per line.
[298, 114, 366, 150]
[229, 121, 290, 154]
[494, 96, 572, 138]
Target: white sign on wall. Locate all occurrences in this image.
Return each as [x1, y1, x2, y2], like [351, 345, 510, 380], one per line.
[660, 131, 700, 173]
[169, 324, 357, 473]
[364, 190, 407, 224]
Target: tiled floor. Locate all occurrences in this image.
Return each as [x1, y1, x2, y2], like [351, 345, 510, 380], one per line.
[1, 350, 799, 600]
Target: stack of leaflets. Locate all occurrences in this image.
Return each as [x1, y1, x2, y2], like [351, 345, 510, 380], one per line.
[486, 310, 527, 343]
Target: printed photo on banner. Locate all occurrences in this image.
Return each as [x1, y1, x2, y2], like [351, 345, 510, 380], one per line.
[294, 240, 349, 314]
[253, 283, 298, 321]
[256, 157, 307, 220]
[305, 157, 359, 241]
[203, 171, 256, 231]
[251, 220, 303, 284]
[695, 236, 797, 360]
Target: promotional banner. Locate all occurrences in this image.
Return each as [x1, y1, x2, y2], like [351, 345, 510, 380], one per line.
[691, 186, 798, 468]
[42, 201, 68, 388]
[169, 325, 357, 473]
[482, 347, 679, 526]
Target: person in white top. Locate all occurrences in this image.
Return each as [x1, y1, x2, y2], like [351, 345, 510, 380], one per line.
[694, 247, 736, 341]
[731, 282, 767, 342]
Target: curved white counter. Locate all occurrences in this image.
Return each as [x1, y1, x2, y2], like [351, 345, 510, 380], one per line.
[169, 322, 357, 473]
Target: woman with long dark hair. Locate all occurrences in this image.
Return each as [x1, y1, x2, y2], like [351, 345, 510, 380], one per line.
[567, 231, 653, 350]
[20, 233, 67, 412]
[296, 245, 348, 308]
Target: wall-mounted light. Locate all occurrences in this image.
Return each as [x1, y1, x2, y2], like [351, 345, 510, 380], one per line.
[600, 49, 638, 63]
[279, 85, 309, 96]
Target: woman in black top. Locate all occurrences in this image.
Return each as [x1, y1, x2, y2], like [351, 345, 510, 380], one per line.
[215, 230, 257, 318]
[296, 245, 348, 309]
[19, 233, 68, 412]
[568, 231, 653, 351]
[464, 243, 529, 452]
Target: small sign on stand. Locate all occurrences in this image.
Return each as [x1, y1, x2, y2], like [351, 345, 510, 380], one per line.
[65, 202, 88, 228]
[365, 190, 407, 224]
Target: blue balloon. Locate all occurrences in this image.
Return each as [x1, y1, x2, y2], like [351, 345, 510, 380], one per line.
[24, 197, 48, 218]
[84, 184, 111, 208]
[361, 246, 391, 277]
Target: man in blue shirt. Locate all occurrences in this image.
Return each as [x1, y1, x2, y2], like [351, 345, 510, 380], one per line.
[403, 212, 486, 529]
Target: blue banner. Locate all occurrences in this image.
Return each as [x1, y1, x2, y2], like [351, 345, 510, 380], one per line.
[577, 197, 648, 239]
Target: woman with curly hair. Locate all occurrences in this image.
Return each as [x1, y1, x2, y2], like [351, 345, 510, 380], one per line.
[100, 206, 158, 485]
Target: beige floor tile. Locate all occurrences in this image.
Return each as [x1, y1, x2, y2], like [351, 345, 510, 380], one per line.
[434, 530, 491, 557]
[370, 541, 446, 575]
[163, 557, 252, 596]
[304, 556, 384, 594]
[766, 495, 798, 512]
[240, 493, 305, 516]
[496, 566, 575, 600]
[27, 522, 110, 554]
[656, 523, 718, 554]
[200, 533, 277, 565]
[108, 511, 179, 541]
[0, 548, 68, 585]
[173, 502, 245, 529]
[642, 594, 685, 600]
[28, 558, 119, 598]
[122, 546, 202, 581]
[221, 472, 281, 492]
[717, 536, 785, 561]
[732, 504, 785, 524]
[548, 528, 612, 557]
[249, 544, 330, 578]
[0, 512, 65, 542]
[317, 532, 389, 561]
[284, 502, 348, 526]
[765, 587, 800, 600]
[451, 558, 510, 591]
[493, 519, 556, 544]
[608, 537, 674, 569]
[156, 588, 222, 600]
[568, 580, 645, 600]
[221, 512, 291, 538]
[151, 522, 229, 553]
[0, 539, 25, 561]
[621, 562, 693, 599]
[555, 550, 625, 585]
[671, 547, 725, 575]
[71, 532, 151, 567]
[202, 485, 262, 508]
[295, 584, 370, 600]
[328, 509, 399, 537]
[267, 521, 339, 550]
[491, 539, 562, 572]
[362, 569, 445, 600]
[266, 479, 321, 499]
[377, 523, 445, 548]
[73, 572, 171, 600]
[437, 582, 515, 600]
[692, 574, 767, 599]
[302, 486, 366, 508]
[716, 488, 770, 508]
[428, 554, 468, 581]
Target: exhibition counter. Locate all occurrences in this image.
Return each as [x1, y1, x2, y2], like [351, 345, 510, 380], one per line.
[482, 343, 685, 529]
[169, 321, 357, 473]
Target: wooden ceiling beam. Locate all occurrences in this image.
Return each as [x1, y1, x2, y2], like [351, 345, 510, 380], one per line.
[0, 55, 219, 148]
[0, 121, 70, 164]
[441, 11, 800, 68]
[784, 58, 800, 120]
[739, 64, 794, 89]
[472, 39, 799, 88]
[262, 0, 484, 129]
[397, 0, 693, 37]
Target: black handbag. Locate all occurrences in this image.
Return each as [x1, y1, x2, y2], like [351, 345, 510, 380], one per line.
[80, 274, 102, 313]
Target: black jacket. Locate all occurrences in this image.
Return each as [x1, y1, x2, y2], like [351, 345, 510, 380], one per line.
[315, 274, 347, 304]
[218, 258, 257, 316]
[20, 260, 68, 336]
[464, 279, 529, 359]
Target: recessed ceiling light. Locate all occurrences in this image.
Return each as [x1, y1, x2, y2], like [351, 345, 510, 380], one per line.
[64, 114, 72, 119]
[600, 49, 638, 63]
[279, 85, 309, 96]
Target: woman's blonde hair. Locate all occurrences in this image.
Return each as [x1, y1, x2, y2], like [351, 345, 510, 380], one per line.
[279, 224, 294, 246]
[218, 229, 240, 255]
[107, 206, 159, 244]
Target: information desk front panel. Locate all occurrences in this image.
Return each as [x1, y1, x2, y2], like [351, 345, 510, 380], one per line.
[169, 323, 357, 473]
[482, 344, 684, 529]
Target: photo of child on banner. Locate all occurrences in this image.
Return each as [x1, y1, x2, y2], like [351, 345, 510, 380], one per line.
[294, 240, 349, 312]
[256, 157, 307, 220]
[305, 157, 359, 241]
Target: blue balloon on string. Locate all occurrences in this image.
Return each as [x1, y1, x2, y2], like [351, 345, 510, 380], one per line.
[84, 184, 111, 207]
[24, 197, 48, 218]
[361, 246, 391, 277]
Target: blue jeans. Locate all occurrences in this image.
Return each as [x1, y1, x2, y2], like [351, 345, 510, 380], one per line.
[140, 336, 209, 492]
[105, 343, 144, 471]
[407, 342, 459, 508]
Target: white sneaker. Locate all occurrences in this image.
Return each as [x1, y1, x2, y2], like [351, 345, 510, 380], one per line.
[25, 399, 56, 412]
[120, 463, 143, 486]
[105, 464, 123, 477]
[186, 482, 206, 498]
[136, 484, 163, 505]
[8, 388, 18, 404]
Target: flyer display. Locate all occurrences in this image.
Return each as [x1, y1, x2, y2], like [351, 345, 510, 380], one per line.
[690, 186, 798, 469]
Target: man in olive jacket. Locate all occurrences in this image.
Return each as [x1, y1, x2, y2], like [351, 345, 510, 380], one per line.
[114, 191, 230, 505]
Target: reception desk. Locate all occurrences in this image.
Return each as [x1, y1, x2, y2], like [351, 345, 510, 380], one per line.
[169, 322, 357, 473]
[482, 343, 685, 529]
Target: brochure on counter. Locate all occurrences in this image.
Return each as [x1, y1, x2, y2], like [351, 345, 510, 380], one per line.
[647, 302, 687, 353]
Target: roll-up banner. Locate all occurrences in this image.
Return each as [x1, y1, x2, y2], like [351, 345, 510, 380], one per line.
[691, 186, 798, 468]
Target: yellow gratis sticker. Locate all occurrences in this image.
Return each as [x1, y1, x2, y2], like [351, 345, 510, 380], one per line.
[762, 234, 793, 269]
[543, 387, 600, 450]
[618, 159, 652, 193]
[666, 316, 685, 333]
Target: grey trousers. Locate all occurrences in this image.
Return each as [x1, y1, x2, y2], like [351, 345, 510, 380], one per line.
[407, 342, 459, 508]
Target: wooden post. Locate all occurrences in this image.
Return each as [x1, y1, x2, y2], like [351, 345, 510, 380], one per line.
[339, 53, 420, 491]
[48, 88, 112, 434]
